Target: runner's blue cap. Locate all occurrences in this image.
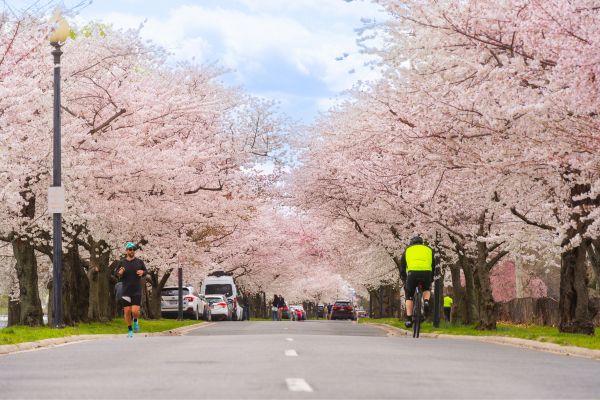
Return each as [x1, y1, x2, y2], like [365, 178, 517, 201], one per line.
[125, 242, 136, 250]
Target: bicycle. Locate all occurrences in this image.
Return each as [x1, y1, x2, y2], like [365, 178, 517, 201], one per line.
[412, 282, 424, 338]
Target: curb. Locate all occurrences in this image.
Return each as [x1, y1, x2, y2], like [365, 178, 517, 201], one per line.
[0, 322, 207, 356]
[369, 323, 600, 360]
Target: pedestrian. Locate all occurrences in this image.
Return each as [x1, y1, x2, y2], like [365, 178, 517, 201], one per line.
[114, 242, 147, 338]
[443, 294, 453, 322]
[327, 303, 333, 320]
[278, 295, 286, 321]
[272, 295, 279, 321]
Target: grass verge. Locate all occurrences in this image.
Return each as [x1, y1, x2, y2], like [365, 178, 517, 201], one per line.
[359, 318, 600, 350]
[0, 318, 201, 345]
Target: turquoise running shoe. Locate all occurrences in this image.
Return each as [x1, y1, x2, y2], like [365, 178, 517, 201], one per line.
[127, 330, 133, 338]
[133, 320, 140, 333]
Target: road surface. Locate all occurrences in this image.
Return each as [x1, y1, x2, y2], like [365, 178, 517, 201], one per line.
[1, 320, 598, 399]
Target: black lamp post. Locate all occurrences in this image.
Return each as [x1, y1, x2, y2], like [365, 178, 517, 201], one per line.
[49, 11, 70, 328]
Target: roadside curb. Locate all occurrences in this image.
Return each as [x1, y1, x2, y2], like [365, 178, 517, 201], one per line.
[369, 323, 600, 361]
[0, 322, 207, 356]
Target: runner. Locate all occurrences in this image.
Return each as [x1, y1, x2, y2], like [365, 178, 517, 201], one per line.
[115, 242, 147, 338]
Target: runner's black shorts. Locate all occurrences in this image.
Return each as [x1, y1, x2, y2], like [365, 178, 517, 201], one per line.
[121, 293, 141, 307]
[405, 270, 432, 300]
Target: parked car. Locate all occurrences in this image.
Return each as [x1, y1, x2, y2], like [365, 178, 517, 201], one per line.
[201, 271, 244, 321]
[205, 294, 233, 321]
[356, 308, 367, 318]
[330, 300, 356, 320]
[161, 286, 210, 320]
[290, 305, 306, 321]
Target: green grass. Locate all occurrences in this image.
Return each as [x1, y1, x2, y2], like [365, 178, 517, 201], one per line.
[359, 318, 600, 350]
[0, 318, 201, 345]
[0, 295, 7, 315]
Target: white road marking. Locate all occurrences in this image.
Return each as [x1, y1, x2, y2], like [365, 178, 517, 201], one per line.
[285, 349, 298, 357]
[285, 338, 294, 342]
[286, 378, 313, 392]
[283, 327, 289, 330]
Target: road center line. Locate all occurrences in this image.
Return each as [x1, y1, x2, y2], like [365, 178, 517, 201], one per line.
[285, 338, 294, 342]
[285, 349, 298, 357]
[286, 378, 313, 392]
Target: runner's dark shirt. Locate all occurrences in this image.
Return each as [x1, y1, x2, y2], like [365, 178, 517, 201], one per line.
[119, 258, 147, 296]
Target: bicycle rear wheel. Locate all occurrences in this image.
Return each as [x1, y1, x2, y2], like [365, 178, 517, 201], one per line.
[413, 289, 422, 338]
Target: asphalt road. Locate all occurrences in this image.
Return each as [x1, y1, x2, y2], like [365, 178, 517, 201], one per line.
[1, 320, 599, 399]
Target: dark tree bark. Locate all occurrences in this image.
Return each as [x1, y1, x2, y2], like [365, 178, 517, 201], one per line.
[449, 262, 467, 323]
[12, 238, 43, 326]
[559, 243, 595, 334]
[7, 293, 21, 327]
[48, 243, 90, 326]
[475, 241, 497, 330]
[86, 239, 113, 322]
[144, 268, 173, 319]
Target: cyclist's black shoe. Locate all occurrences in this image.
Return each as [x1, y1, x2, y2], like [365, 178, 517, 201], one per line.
[405, 316, 413, 328]
[424, 300, 430, 317]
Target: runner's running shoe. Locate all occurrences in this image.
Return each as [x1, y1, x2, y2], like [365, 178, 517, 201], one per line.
[133, 320, 140, 333]
[127, 330, 133, 338]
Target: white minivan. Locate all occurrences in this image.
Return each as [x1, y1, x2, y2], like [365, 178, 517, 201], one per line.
[200, 271, 244, 321]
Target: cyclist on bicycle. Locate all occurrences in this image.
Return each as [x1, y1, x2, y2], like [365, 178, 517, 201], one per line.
[400, 235, 437, 328]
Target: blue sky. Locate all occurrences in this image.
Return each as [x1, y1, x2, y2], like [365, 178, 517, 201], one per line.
[7, 0, 387, 122]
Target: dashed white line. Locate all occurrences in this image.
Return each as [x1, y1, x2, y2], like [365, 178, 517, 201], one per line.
[286, 378, 313, 392]
[285, 349, 298, 357]
[285, 338, 294, 342]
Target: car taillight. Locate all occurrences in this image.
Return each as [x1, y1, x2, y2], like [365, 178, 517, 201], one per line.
[217, 302, 227, 307]
[346, 306, 353, 311]
[184, 296, 194, 302]
[333, 306, 340, 310]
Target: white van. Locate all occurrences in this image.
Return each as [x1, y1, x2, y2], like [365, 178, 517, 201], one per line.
[200, 271, 244, 321]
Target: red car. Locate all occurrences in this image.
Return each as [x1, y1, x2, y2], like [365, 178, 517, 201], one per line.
[330, 300, 356, 320]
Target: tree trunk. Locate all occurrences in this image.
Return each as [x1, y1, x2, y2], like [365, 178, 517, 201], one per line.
[49, 244, 90, 326]
[7, 297, 21, 327]
[475, 242, 497, 330]
[462, 260, 478, 324]
[559, 244, 594, 334]
[12, 238, 43, 326]
[449, 262, 467, 324]
[144, 268, 173, 319]
[87, 240, 114, 322]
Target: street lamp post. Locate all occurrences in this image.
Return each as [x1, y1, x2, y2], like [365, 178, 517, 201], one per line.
[49, 10, 70, 328]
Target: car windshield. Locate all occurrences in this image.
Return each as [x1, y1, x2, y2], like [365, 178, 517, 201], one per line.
[161, 288, 190, 296]
[205, 297, 224, 304]
[205, 284, 232, 296]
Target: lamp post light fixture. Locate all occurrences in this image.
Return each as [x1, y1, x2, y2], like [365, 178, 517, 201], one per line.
[49, 9, 70, 328]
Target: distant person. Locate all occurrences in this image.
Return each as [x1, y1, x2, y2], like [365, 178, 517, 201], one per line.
[327, 304, 333, 320]
[278, 295, 286, 321]
[115, 242, 147, 338]
[443, 294, 453, 322]
[272, 295, 279, 320]
[400, 235, 437, 329]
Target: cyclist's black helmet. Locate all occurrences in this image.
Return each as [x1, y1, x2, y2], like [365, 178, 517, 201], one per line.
[409, 235, 424, 245]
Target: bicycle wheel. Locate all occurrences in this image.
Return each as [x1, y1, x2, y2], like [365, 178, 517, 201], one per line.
[413, 288, 422, 338]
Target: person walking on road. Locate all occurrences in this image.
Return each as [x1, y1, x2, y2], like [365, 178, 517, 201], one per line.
[115, 242, 147, 338]
[278, 295, 286, 321]
[400, 235, 437, 329]
[272, 295, 279, 321]
[443, 294, 453, 322]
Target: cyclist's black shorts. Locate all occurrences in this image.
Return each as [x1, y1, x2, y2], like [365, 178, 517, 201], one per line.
[405, 270, 432, 301]
[121, 293, 141, 307]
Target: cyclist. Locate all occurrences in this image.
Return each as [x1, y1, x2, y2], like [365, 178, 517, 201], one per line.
[400, 235, 437, 329]
[115, 242, 147, 338]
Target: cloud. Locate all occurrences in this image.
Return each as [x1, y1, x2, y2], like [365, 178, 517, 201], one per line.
[72, 0, 388, 121]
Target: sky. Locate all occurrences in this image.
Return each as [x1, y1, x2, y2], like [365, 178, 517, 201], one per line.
[6, 0, 388, 123]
